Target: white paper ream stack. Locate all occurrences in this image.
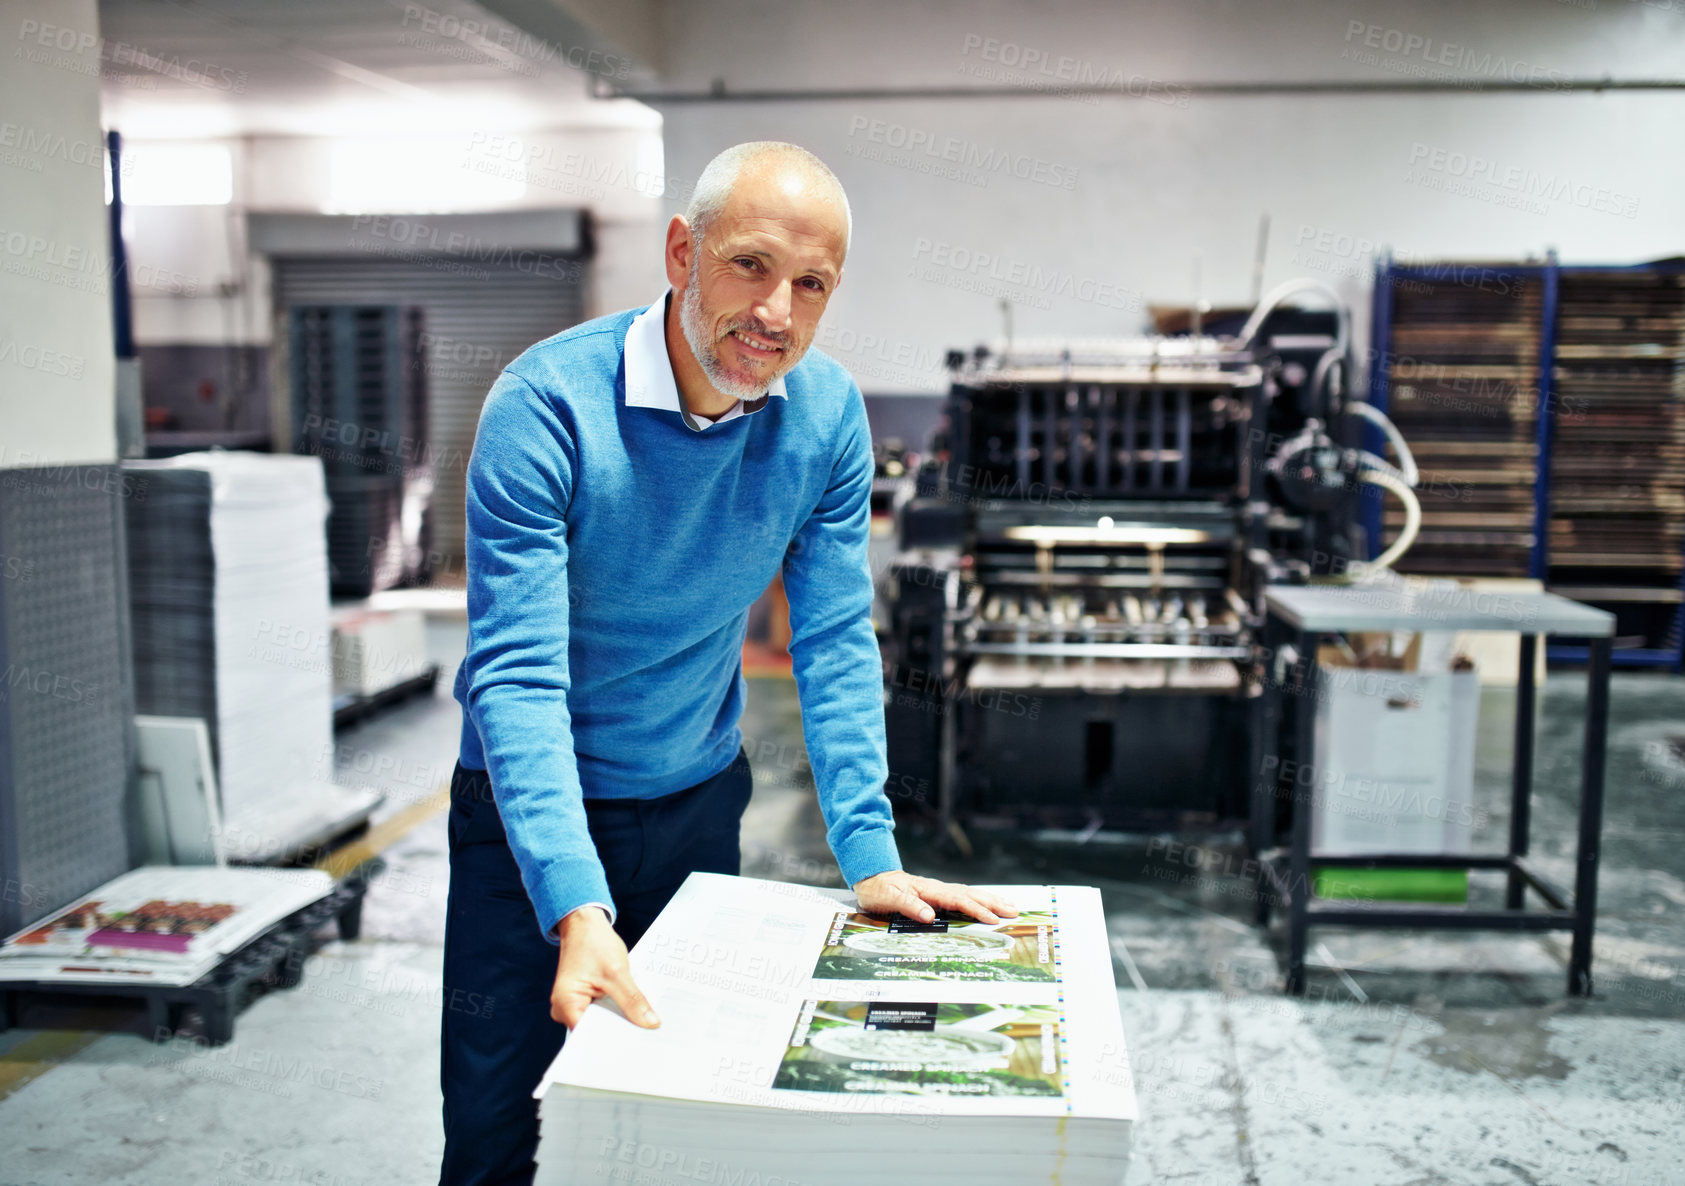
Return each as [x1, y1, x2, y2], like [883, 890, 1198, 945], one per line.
[533, 874, 1135, 1186]
[125, 453, 380, 860]
[0, 865, 334, 986]
[331, 606, 430, 699]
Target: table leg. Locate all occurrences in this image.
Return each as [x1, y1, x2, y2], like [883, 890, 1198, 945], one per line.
[1506, 634, 1538, 910]
[1285, 630, 1319, 996]
[1252, 621, 1278, 925]
[938, 682, 956, 850]
[1569, 636, 1611, 996]
[1248, 647, 1271, 861]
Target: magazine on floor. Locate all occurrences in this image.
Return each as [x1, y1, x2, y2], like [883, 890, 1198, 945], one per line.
[0, 865, 333, 985]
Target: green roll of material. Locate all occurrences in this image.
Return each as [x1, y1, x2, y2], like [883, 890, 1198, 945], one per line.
[1312, 867, 1469, 903]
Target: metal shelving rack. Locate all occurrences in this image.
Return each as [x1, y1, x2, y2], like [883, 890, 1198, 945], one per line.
[1547, 270, 1685, 666]
[1370, 256, 1685, 671]
[1366, 260, 1542, 578]
[289, 304, 433, 599]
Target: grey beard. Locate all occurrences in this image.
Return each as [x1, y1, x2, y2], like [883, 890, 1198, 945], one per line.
[678, 274, 778, 401]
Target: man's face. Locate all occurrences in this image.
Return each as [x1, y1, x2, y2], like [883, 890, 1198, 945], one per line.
[670, 166, 847, 400]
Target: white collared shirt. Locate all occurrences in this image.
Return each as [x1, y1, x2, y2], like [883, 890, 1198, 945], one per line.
[623, 291, 788, 431]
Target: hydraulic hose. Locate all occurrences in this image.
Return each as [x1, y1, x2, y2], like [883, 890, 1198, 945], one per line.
[1350, 468, 1422, 580]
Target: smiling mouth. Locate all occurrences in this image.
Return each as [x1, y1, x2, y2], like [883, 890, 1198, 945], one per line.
[728, 328, 784, 358]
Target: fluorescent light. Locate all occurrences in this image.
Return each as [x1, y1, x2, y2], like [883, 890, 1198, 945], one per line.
[117, 143, 234, 206]
[323, 138, 525, 214]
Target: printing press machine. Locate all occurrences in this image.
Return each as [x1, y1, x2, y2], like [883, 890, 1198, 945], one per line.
[882, 282, 1418, 841]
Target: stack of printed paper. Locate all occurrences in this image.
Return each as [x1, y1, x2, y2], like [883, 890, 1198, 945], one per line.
[0, 866, 334, 986]
[533, 874, 1135, 1186]
[124, 453, 380, 861]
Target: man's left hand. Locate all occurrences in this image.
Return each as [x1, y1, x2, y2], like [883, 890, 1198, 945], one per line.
[851, 871, 1018, 925]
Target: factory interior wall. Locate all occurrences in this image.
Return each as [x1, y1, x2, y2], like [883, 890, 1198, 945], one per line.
[654, 0, 1685, 394]
[100, 0, 1685, 436]
[0, 0, 117, 465]
[117, 124, 669, 440]
[123, 123, 669, 351]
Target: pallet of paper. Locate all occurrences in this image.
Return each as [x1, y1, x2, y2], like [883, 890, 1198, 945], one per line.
[124, 453, 381, 862]
[533, 873, 1135, 1186]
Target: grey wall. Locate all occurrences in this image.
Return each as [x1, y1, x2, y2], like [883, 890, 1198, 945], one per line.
[863, 394, 944, 453]
[0, 0, 117, 463]
[650, 0, 1685, 393]
[135, 344, 271, 435]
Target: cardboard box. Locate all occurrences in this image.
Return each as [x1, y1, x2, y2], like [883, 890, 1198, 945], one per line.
[1311, 652, 1479, 859]
[331, 607, 429, 698]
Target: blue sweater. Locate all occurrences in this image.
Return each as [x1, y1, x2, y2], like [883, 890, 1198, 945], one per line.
[452, 305, 902, 942]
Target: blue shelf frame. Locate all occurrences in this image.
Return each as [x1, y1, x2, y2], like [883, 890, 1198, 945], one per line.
[1369, 255, 1685, 672]
[1530, 258, 1561, 583]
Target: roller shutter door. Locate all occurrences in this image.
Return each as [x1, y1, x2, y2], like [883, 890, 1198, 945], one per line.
[272, 255, 586, 564]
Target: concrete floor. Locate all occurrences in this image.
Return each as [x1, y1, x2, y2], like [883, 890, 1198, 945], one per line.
[2, 621, 1682, 1185]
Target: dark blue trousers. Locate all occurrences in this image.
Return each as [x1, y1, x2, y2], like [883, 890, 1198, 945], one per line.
[439, 748, 754, 1186]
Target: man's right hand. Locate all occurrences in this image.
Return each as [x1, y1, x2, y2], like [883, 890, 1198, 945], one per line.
[549, 907, 662, 1030]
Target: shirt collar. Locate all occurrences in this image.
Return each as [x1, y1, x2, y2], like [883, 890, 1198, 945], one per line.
[624, 290, 787, 432]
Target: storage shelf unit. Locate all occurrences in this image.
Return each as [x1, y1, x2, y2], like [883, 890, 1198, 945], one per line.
[1368, 262, 1541, 577]
[1548, 270, 1685, 665]
[288, 305, 432, 598]
[1370, 257, 1685, 670]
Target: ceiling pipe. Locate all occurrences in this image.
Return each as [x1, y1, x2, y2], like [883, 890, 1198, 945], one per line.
[591, 75, 1684, 103]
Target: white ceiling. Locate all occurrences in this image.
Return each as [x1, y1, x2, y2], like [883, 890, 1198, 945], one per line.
[97, 0, 659, 138]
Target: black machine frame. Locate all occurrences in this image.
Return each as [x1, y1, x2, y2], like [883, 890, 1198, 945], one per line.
[884, 311, 1366, 843]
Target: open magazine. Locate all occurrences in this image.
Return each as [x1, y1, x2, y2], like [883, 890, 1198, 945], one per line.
[0, 866, 333, 986]
[534, 875, 1134, 1186]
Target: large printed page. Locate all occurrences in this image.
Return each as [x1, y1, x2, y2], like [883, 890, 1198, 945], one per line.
[811, 895, 1059, 987]
[539, 873, 1135, 1121]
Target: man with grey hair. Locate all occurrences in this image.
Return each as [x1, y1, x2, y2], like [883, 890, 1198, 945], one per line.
[441, 140, 1015, 1184]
